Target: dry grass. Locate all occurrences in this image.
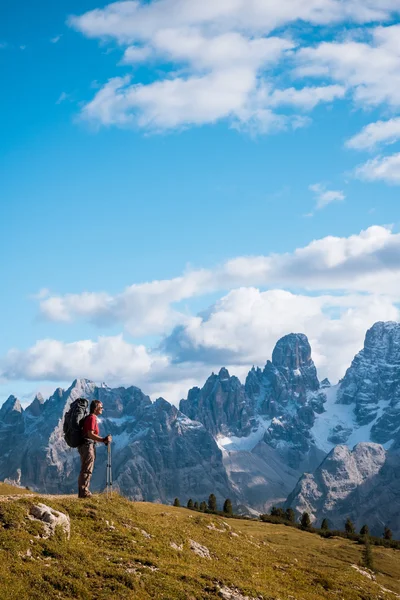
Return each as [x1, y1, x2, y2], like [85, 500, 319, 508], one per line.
[0, 491, 399, 600]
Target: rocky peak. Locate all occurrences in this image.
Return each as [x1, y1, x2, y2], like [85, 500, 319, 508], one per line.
[337, 321, 400, 435]
[68, 379, 98, 401]
[26, 393, 45, 417]
[271, 333, 314, 371]
[179, 368, 255, 437]
[0, 395, 24, 427]
[0, 395, 23, 416]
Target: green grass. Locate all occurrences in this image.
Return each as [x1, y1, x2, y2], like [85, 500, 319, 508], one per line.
[0, 483, 33, 496]
[0, 491, 400, 600]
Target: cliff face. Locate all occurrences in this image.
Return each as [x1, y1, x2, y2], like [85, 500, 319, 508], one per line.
[179, 368, 256, 437]
[286, 442, 400, 537]
[337, 322, 400, 437]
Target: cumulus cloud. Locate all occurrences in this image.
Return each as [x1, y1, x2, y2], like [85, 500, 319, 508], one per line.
[162, 288, 399, 382]
[296, 24, 400, 109]
[68, 1, 399, 43]
[1, 335, 168, 385]
[309, 183, 346, 209]
[354, 153, 400, 184]
[347, 118, 400, 150]
[38, 226, 400, 337]
[68, 0, 400, 132]
[4, 288, 399, 404]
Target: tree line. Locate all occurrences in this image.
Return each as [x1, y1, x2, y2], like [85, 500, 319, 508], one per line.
[265, 506, 394, 542]
[172, 494, 233, 515]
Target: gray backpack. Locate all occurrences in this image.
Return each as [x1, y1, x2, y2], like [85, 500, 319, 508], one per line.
[63, 398, 89, 447]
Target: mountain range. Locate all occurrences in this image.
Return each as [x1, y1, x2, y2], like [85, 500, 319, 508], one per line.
[1, 321, 399, 536]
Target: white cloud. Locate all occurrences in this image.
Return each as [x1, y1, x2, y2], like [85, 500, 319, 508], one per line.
[50, 35, 62, 44]
[346, 117, 400, 150]
[69, 1, 400, 132]
[309, 182, 345, 209]
[354, 153, 400, 184]
[1, 335, 168, 385]
[3, 288, 399, 403]
[296, 25, 400, 109]
[162, 288, 399, 383]
[38, 226, 400, 336]
[68, 1, 399, 43]
[121, 45, 152, 64]
[268, 84, 346, 110]
[56, 92, 70, 105]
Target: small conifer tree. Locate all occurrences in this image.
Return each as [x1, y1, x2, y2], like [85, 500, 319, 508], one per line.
[208, 493, 217, 512]
[194, 501, 199, 510]
[173, 497, 180, 507]
[384, 526, 393, 540]
[321, 518, 329, 531]
[360, 524, 369, 536]
[199, 501, 207, 512]
[362, 535, 374, 571]
[187, 498, 194, 509]
[223, 498, 233, 515]
[345, 517, 355, 535]
[300, 512, 311, 529]
[285, 508, 295, 523]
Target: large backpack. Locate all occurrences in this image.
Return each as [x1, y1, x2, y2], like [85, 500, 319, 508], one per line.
[63, 398, 89, 448]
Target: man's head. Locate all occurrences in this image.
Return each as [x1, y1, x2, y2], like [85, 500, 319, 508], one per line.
[89, 400, 104, 416]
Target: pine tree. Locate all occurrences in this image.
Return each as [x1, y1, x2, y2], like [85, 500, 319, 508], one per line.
[223, 498, 233, 515]
[270, 506, 285, 518]
[199, 501, 207, 512]
[187, 498, 194, 509]
[208, 493, 217, 512]
[321, 518, 329, 531]
[345, 517, 355, 535]
[173, 497, 180, 507]
[194, 501, 199, 510]
[285, 508, 295, 523]
[360, 524, 369, 536]
[384, 526, 393, 540]
[362, 535, 374, 571]
[300, 512, 311, 529]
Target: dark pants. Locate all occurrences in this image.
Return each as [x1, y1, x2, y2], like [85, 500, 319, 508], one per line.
[78, 441, 96, 498]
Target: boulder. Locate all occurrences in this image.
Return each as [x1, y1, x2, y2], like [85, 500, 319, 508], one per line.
[29, 503, 70, 539]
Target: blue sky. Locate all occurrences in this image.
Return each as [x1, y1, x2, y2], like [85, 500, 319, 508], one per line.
[1, 0, 400, 406]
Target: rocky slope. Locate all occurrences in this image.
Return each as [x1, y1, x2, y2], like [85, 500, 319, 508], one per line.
[286, 442, 400, 537]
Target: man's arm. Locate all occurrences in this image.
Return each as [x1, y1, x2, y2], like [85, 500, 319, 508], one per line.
[86, 431, 112, 444]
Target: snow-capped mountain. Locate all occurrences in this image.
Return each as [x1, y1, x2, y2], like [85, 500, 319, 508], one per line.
[0, 379, 233, 505]
[1, 321, 399, 520]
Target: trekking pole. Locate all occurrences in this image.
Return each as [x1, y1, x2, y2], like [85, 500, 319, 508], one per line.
[106, 442, 112, 500]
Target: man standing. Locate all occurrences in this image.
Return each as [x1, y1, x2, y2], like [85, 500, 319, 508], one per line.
[78, 400, 112, 498]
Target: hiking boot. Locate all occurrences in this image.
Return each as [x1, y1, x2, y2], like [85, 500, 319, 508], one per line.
[78, 492, 92, 499]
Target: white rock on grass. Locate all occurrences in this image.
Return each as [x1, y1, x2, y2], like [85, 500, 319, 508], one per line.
[170, 542, 183, 551]
[218, 585, 261, 600]
[29, 504, 70, 539]
[189, 539, 212, 559]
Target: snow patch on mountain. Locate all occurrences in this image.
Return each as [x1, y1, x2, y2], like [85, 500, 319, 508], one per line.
[216, 417, 272, 452]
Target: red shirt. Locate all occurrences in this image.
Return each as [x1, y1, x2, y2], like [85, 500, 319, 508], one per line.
[83, 414, 99, 437]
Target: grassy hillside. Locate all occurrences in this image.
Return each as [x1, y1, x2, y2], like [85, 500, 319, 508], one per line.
[0, 488, 399, 600]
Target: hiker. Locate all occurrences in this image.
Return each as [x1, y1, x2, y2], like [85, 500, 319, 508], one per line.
[78, 400, 112, 499]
